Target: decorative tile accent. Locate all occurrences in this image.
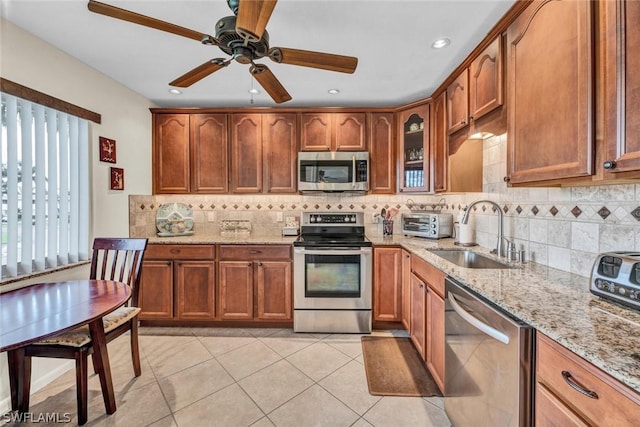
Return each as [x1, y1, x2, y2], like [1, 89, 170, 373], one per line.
[516, 206, 523, 214]
[291, 204, 296, 209]
[222, 204, 227, 209]
[571, 206, 582, 218]
[361, 204, 366, 209]
[188, 204, 193, 208]
[531, 206, 539, 215]
[481, 205, 487, 212]
[256, 204, 262, 209]
[303, 204, 308, 209]
[396, 204, 401, 209]
[268, 204, 273, 209]
[549, 206, 559, 216]
[632, 207, 640, 221]
[199, 204, 204, 209]
[140, 204, 145, 210]
[373, 204, 378, 209]
[337, 204, 343, 209]
[597, 206, 611, 220]
[326, 204, 331, 210]
[491, 206, 497, 213]
[503, 205, 509, 213]
[279, 204, 285, 209]
[150, 204, 155, 210]
[210, 204, 215, 209]
[349, 204, 355, 209]
[314, 204, 320, 209]
[384, 204, 389, 209]
[233, 204, 239, 210]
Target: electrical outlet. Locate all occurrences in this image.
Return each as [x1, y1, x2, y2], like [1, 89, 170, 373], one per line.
[276, 212, 284, 222]
[207, 212, 216, 222]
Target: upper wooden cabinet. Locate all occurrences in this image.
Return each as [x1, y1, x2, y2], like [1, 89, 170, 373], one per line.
[153, 114, 191, 194]
[369, 112, 396, 194]
[230, 114, 263, 193]
[600, 0, 640, 177]
[506, 0, 593, 185]
[446, 69, 469, 135]
[263, 113, 298, 193]
[398, 103, 430, 193]
[446, 36, 504, 137]
[191, 114, 228, 193]
[431, 92, 447, 193]
[300, 112, 368, 151]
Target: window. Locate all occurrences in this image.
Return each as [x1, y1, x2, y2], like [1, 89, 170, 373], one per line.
[1, 92, 89, 279]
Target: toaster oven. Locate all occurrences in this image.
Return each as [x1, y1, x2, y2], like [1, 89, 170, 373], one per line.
[590, 251, 640, 311]
[401, 213, 453, 239]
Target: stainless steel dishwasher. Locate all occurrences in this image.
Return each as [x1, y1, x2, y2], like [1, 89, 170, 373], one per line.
[445, 277, 534, 427]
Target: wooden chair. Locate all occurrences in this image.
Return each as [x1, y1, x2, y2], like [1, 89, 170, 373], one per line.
[22, 238, 148, 424]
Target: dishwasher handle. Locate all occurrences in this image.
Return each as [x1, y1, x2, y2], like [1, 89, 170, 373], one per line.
[449, 291, 510, 345]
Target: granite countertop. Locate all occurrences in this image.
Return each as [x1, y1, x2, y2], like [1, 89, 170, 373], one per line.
[143, 231, 640, 394]
[373, 234, 640, 395]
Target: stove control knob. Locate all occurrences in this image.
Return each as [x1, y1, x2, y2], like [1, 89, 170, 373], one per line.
[310, 216, 316, 223]
[618, 287, 626, 296]
[316, 216, 322, 223]
[350, 215, 356, 222]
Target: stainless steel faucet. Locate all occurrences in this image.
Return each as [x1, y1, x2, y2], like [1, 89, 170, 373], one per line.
[460, 199, 509, 258]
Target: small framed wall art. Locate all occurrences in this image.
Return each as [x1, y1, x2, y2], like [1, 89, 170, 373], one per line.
[110, 167, 124, 190]
[99, 136, 117, 163]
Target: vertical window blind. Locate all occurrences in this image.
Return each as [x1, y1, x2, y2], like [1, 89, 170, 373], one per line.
[1, 92, 89, 279]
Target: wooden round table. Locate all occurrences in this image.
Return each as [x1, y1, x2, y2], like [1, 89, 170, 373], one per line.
[1, 280, 131, 421]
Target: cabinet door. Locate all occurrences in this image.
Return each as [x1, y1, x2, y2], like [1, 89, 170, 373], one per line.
[263, 113, 297, 193]
[401, 250, 411, 331]
[507, 0, 593, 184]
[153, 114, 190, 194]
[373, 247, 402, 322]
[447, 69, 469, 134]
[334, 113, 367, 151]
[230, 114, 262, 193]
[426, 288, 445, 393]
[398, 104, 430, 193]
[431, 92, 447, 193]
[256, 261, 292, 320]
[369, 113, 396, 194]
[219, 261, 254, 319]
[410, 273, 426, 358]
[601, 0, 640, 174]
[470, 36, 503, 120]
[300, 113, 332, 151]
[138, 260, 174, 320]
[175, 261, 215, 320]
[191, 114, 228, 193]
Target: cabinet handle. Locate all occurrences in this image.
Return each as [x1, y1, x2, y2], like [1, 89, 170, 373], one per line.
[561, 371, 599, 399]
[405, 254, 411, 258]
[166, 261, 171, 266]
[503, 176, 511, 182]
[603, 160, 617, 170]
[170, 248, 181, 254]
[399, 188, 404, 192]
[258, 262, 263, 266]
[469, 115, 474, 121]
[250, 250, 261, 254]
[247, 262, 252, 267]
[460, 120, 467, 126]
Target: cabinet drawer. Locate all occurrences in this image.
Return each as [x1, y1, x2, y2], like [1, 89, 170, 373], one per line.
[536, 333, 640, 427]
[411, 255, 445, 297]
[219, 245, 291, 261]
[145, 244, 215, 260]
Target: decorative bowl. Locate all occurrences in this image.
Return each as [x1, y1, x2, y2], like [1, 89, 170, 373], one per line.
[156, 203, 194, 236]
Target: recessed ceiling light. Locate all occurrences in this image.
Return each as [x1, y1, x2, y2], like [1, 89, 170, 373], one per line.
[248, 88, 260, 95]
[168, 88, 182, 95]
[328, 89, 340, 95]
[431, 38, 451, 49]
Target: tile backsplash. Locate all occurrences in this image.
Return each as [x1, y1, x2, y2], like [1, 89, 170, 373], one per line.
[130, 134, 640, 278]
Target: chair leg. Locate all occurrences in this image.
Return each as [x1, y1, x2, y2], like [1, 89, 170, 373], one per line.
[7, 348, 31, 412]
[76, 350, 89, 425]
[130, 317, 142, 377]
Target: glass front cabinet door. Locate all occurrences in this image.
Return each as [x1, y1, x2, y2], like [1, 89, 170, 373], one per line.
[398, 103, 431, 192]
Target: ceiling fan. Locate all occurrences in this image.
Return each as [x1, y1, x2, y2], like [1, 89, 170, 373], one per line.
[87, 0, 358, 104]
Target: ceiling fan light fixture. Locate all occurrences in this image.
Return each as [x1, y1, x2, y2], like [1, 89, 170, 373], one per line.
[248, 88, 260, 94]
[328, 89, 340, 95]
[168, 88, 182, 95]
[431, 38, 451, 49]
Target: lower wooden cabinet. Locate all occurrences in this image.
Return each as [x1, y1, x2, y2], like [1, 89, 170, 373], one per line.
[425, 283, 445, 392]
[409, 272, 426, 358]
[139, 244, 216, 321]
[219, 245, 292, 321]
[535, 333, 640, 426]
[373, 246, 402, 322]
[401, 249, 412, 331]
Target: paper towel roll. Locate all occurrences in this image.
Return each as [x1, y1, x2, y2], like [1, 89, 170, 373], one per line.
[457, 224, 475, 245]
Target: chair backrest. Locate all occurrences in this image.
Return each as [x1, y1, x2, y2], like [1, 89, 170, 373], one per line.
[89, 238, 148, 307]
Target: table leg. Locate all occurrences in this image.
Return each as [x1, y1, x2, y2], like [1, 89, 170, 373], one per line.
[7, 347, 31, 412]
[88, 319, 116, 415]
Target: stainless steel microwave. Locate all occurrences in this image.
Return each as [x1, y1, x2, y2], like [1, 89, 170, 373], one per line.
[298, 152, 369, 192]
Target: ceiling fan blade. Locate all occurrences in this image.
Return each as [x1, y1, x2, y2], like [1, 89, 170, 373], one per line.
[170, 59, 230, 87]
[269, 47, 358, 74]
[250, 64, 291, 104]
[236, 0, 277, 42]
[87, 0, 215, 44]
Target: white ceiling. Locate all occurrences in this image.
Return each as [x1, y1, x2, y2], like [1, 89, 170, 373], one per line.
[1, 0, 516, 108]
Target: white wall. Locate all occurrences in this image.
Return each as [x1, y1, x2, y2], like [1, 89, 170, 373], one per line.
[0, 17, 154, 412]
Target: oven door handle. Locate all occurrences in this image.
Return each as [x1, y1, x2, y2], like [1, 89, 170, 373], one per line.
[294, 247, 371, 255]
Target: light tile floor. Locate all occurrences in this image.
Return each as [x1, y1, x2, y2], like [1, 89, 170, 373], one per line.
[6, 327, 451, 427]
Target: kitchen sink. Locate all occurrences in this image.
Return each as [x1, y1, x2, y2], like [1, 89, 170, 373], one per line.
[429, 249, 514, 269]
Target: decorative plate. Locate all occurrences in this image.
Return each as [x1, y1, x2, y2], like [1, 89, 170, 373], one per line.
[156, 203, 194, 236]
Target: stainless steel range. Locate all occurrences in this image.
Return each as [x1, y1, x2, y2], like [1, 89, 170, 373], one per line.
[293, 212, 372, 333]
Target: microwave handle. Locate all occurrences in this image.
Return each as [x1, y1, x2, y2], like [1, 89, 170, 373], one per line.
[352, 156, 356, 187]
